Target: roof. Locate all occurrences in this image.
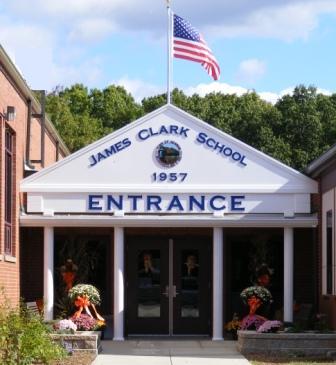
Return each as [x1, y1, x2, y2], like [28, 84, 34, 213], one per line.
[0, 44, 70, 156]
[305, 143, 336, 178]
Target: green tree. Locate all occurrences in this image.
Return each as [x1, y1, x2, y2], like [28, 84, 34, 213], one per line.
[46, 91, 103, 152]
[91, 85, 142, 131]
[275, 85, 324, 170]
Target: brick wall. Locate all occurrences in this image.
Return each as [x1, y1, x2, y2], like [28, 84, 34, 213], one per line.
[0, 59, 66, 306]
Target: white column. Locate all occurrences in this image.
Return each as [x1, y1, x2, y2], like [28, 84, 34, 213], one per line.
[284, 227, 294, 323]
[213, 227, 224, 340]
[113, 227, 124, 340]
[43, 227, 54, 321]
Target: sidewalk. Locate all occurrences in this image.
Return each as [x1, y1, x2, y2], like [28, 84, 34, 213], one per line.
[92, 340, 251, 365]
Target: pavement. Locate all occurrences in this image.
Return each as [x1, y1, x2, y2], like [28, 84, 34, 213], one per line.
[92, 339, 251, 365]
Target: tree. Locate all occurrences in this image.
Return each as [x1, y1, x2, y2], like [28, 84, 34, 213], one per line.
[46, 90, 103, 152]
[46, 83, 336, 171]
[275, 86, 324, 170]
[91, 85, 142, 131]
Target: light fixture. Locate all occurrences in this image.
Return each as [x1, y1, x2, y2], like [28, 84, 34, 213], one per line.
[6, 106, 16, 121]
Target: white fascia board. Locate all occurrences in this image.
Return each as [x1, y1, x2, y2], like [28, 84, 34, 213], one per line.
[20, 213, 318, 228]
[22, 184, 317, 194]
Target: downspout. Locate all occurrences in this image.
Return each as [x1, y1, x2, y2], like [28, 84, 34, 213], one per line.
[25, 99, 35, 170]
[41, 90, 46, 168]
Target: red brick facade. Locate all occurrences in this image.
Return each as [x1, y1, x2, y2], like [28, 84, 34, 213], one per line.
[0, 46, 68, 305]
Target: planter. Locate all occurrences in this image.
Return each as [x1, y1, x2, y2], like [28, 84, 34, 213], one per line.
[237, 330, 336, 358]
[50, 331, 102, 356]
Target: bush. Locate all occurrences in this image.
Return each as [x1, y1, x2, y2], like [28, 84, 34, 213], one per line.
[0, 294, 66, 364]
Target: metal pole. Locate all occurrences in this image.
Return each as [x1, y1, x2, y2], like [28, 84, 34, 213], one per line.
[167, 0, 173, 104]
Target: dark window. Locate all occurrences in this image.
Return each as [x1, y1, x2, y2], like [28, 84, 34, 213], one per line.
[5, 127, 14, 256]
[326, 210, 333, 294]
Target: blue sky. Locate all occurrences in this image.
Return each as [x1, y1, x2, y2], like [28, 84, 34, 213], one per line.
[1, 0, 336, 103]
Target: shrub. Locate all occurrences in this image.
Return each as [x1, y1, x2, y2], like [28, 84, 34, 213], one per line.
[0, 294, 66, 364]
[72, 314, 97, 331]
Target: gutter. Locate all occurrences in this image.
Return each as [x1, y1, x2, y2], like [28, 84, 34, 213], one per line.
[305, 143, 336, 178]
[0, 44, 70, 156]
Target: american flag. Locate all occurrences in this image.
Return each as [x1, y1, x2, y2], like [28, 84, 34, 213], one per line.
[173, 14, 220, 81]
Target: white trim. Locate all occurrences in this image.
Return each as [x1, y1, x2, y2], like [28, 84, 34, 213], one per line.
[20, 213, 318, 228]
[21, 184, 315, 194]
[322, 189, 334, 295]
[4, 255, 16, 263]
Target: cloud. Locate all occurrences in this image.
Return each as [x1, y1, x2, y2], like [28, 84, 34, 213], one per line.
[114, 76, 289, 104]
[4, 0, 336, 42]
[0, 15, 104, 90]
[68, 18, 116, 43]
[185, 82, 333, 104]
[236, 59, 266, 84]
[113, 76, 164, 102]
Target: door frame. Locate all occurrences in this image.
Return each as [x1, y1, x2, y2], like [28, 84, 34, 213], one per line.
[124, 228, 213, 337]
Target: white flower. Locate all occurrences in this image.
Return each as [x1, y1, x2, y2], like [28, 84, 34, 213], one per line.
[57, 319, 77, 332]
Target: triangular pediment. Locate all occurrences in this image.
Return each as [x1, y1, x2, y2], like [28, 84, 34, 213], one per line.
[21, 104, 317, 194]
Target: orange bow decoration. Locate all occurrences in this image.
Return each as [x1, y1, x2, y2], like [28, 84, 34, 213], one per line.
[247, 296, 262, 315]
[73, 295, 93, 318]
[72, 295, 105, 323]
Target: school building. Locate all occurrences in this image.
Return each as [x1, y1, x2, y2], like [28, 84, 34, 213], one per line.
[1, 44, 334, 339]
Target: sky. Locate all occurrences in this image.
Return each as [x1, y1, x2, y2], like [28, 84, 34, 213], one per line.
[1, 0, 336, 103]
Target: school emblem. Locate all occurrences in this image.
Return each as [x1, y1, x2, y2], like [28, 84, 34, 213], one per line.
[155, 140, 182, 168]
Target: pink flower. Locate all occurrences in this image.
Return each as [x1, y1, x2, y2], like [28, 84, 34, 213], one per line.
[257, 320, 282, 333]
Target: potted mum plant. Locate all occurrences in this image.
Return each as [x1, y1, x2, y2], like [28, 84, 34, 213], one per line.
[240, 286, 272, 330]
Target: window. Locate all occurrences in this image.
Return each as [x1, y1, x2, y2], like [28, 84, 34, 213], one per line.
[326, 210, 333, 294]
[4, 126, 14, 256]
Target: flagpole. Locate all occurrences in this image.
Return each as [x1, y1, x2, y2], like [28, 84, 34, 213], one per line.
[166, 0, 173, 104]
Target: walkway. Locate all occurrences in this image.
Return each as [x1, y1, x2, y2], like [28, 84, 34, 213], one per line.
[92, 340, 251, 365]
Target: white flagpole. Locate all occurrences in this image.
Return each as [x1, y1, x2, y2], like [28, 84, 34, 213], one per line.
[166, 0, 173, 104]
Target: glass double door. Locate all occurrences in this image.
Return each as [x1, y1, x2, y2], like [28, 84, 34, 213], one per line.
[126, 235, 212, 336]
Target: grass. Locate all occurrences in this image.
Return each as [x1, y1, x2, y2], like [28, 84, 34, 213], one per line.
[248, 355, 336, 365]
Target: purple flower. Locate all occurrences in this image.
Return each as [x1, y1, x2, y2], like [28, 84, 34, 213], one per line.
[257, 320, 282, 333]
[240, 314, 266, 330]
[72, 314, 97, 331]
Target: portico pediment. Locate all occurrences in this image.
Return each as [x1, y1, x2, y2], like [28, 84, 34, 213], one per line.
[21, 104, 317, 194]
[21, 104, 317, 215]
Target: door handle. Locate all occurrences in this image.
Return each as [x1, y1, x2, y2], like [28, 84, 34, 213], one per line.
[162, 285, 169, 297]
[172, 285, 179, 297]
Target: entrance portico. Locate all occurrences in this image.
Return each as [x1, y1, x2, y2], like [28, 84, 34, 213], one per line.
[20, 104, 318, 340]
